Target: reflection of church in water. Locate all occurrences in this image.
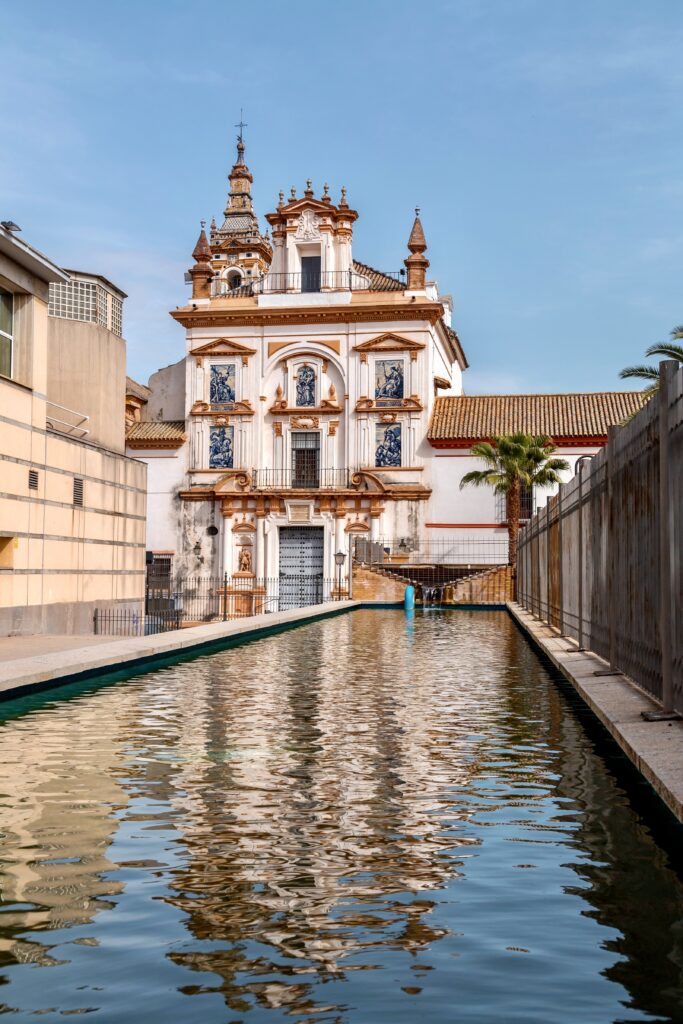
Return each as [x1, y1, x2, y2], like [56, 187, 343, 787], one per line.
[126, 130, 466, 586]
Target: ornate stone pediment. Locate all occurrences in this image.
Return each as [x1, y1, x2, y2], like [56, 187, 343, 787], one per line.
[353, 333, 425, 363]
[355, 395, 423, 413]
[190, 337, 257, 366]
[295, 210, 321, 240]
[190, 399, 255, 417]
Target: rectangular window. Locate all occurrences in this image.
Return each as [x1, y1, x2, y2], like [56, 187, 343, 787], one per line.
[0, 288, 13, 378]
[28, 469, 39, 490]
[375, 422, 401, 467]
[374, 358, 404, 403]
[0, 536, 14, 570]
[291, 431, 320, 487]
[496, 484, 534, 523]
[209, 425, 234, 469]
[73, 477, 84, 507]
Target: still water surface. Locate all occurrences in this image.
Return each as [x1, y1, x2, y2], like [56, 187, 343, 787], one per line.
[0, 610, 682, 1023]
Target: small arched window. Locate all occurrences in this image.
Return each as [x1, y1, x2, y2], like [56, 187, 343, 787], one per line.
[296, 365, 316, 407]
[227, 270, 242, 291]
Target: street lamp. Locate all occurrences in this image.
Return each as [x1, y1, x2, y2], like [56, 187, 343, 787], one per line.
[334, 550, 346, 601]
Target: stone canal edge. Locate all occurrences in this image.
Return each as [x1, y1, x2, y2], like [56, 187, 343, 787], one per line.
[0, 601, 363, 702]
[508, 601, 683, 825]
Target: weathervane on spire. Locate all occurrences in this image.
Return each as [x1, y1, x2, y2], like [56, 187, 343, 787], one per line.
[235, 109, 247, 144]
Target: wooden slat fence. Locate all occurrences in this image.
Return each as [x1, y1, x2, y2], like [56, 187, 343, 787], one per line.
[517, 361, 683, 713]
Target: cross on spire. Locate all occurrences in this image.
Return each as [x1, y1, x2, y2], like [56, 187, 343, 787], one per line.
[235, 109, 247, 144]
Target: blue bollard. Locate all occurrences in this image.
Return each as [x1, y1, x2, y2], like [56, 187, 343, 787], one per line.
[404, 584, 415, 612]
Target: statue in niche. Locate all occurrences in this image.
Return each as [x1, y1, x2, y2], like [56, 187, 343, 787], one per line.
[238, 547, 253, 573]
[296, 365, 316, 406]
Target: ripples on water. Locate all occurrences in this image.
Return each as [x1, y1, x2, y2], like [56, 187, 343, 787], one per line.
[0, 610, 681, 1023]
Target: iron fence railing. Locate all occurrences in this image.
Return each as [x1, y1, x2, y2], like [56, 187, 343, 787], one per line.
[94, 576, 346, 637]
[252, 468, 353, 490]
[93, 607, 180, 637]
[212, 269, 405, 298]
[353, 535, 509, 568]
[517, 360, 683, 715]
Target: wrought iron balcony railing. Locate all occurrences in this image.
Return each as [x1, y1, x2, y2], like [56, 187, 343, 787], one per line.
[252, 468, 354, 490]
[212, 269, 405, 298]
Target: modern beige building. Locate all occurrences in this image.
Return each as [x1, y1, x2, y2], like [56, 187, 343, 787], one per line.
[0, 225, 147, 635]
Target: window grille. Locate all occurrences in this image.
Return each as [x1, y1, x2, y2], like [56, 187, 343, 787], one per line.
[49, 281, 97, 324]
[291, 432, 320, 449]
[73, 477, 84, 507]
[28, 469, 38, 490]
[495, 484, 534, 523]
[110, 297, 123, 337]
[97, 287, 108, 328]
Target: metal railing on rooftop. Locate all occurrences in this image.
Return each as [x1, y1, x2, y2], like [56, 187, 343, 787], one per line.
[212, 269, 405, 298]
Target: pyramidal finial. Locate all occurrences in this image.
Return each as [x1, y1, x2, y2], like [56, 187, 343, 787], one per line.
[192, 221, 211, 263]
[407, 208, 427, 253]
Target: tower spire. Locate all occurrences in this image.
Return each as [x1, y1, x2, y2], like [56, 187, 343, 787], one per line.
[404, 207, 429, 291]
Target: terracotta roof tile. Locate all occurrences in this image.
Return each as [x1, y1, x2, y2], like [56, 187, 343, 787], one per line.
[428, 392, 647, 442]
[352, 259, 405, 292]
[126, 420, 186, 447]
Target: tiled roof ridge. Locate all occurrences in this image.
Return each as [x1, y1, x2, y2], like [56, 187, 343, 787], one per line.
[428, 390, 647, 442]
[125, 375, 151, 399]
[450, 390, 645, 398]
[352, 259, 404, 291]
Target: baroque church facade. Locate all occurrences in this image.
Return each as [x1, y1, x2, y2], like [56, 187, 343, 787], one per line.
[126, 135, 644, 595]
[126, 136, 467, 590]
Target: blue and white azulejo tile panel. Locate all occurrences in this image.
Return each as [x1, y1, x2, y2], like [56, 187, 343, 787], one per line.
[209, 425, 234, 469]
[296, 365, 316, 407]
[210, 364, 236, 404]
[374, 359, 404, 402]
[375, 422, 401, 467]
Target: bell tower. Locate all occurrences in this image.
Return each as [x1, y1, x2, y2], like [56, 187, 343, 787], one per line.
[203, 120, 272, 293]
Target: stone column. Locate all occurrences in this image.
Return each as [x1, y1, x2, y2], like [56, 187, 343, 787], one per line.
[370, 511, 381, 543]
[256, 515, 266, 580]
[222, 511, 234, 577]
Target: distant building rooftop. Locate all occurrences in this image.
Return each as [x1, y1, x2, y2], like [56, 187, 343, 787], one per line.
[126, 420, 186, 449]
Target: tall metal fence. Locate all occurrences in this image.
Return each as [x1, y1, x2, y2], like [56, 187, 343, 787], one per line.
[353, 535, 508, 567]
[94, 576, 343, 637]
[517, 361, 683, 713]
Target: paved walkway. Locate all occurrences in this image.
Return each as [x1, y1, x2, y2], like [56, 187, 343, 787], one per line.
[0, 602, 359, 700]
[508, 602, 683, 824]
[0, 633, 115, 662]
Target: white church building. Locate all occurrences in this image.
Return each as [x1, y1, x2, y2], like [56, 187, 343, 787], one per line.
[126, 135, 644, 597]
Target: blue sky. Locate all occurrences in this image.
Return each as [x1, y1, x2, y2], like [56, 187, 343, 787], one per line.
[3, 0, 681, 393]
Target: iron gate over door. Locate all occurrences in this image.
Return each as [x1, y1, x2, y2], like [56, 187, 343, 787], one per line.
[279, 526, 324, 609]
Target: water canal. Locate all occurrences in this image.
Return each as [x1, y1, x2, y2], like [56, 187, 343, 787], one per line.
[0, 609, 681, 1023]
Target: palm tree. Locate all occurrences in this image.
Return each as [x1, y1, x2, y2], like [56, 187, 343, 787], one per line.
[460, 433, 569, 567]
[620, 325, 683, 397]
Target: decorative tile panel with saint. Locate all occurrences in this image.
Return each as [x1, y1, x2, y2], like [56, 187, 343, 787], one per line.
[375, 423, 401, 467]
[374, 359, 404, 404]
[209, 425, 234, 469]
[296, 365, 316, 407]
[210, 364, 236, 405]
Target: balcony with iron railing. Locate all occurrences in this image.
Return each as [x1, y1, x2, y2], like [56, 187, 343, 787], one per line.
[212, 269, 405, 299]
[252, 468, 355, 490]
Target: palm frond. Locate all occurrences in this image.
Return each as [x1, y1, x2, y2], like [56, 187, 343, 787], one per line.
[644, 342, 683, 363]
[619, 364, 659, 381]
